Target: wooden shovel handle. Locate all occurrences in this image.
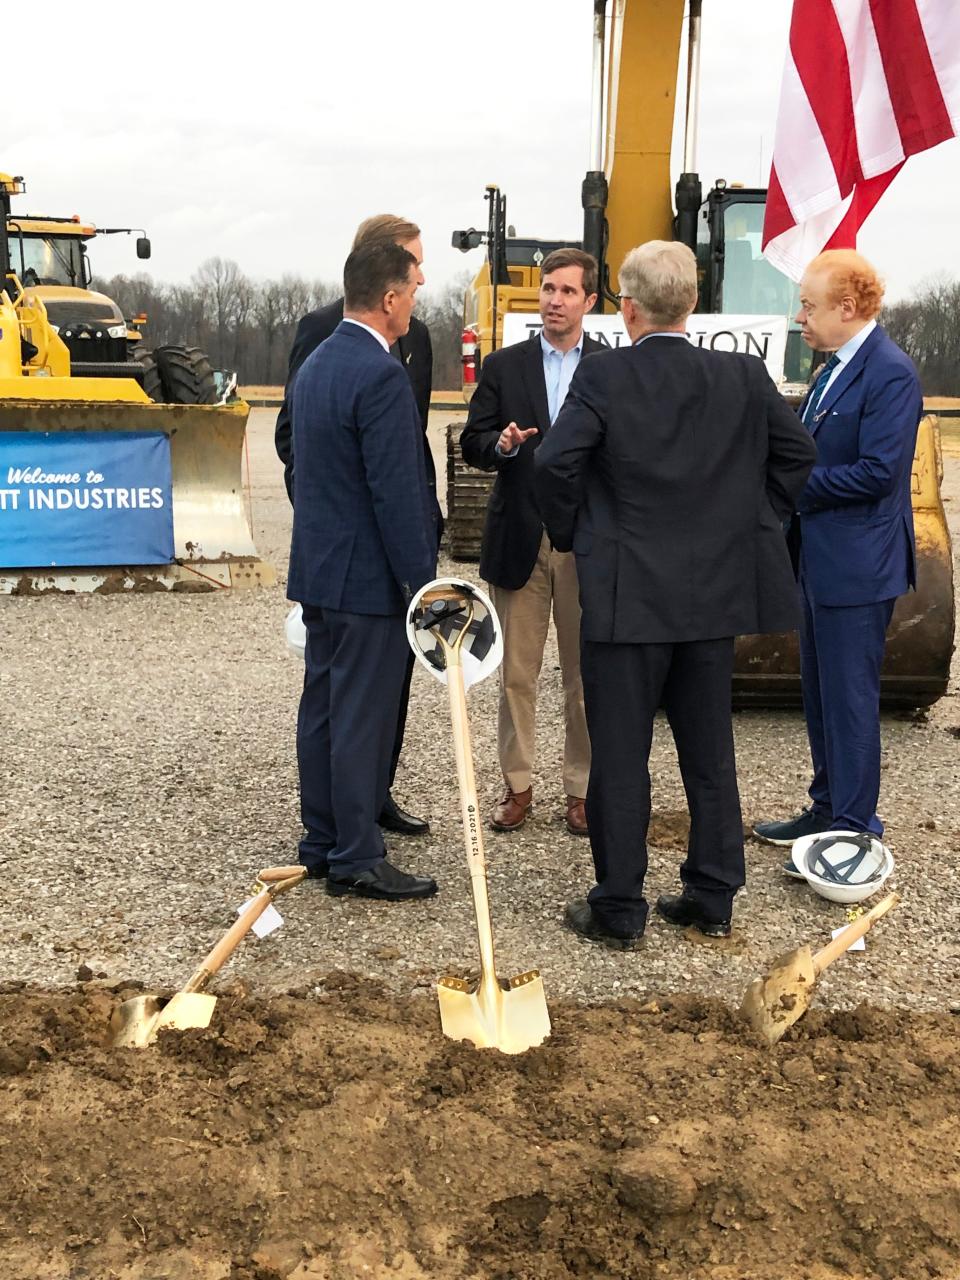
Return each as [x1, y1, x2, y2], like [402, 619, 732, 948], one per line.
[418, 595, 475, 661]
[262, 870, 306, 899]
[812, 891, 900, 974]
[446, 658, 499, 984]
[257, 865, 306, 882]
[182, 870, 305, 994]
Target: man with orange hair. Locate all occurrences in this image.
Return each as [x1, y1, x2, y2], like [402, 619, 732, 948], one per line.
[754, 250, 922, 864]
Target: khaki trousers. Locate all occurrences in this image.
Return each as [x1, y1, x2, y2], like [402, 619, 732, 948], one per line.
[490, 534, 591, 798]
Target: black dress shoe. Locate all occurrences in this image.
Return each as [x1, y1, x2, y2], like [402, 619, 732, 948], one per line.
[655, 893, 731, 938]
[301, 862, 328, 879]
[327, 858, 438, 901]
[378, 792, 430, 836]
[564, 898, 644, 950]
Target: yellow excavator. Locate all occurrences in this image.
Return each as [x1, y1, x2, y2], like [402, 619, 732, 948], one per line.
[0, 172, 273, 592]
[447, 0, 954, 708]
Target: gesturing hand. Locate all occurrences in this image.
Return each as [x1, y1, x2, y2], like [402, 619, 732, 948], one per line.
[498, 422, 539, 454]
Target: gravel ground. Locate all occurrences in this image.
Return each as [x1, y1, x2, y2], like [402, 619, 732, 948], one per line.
[1, 408, 957, 1012]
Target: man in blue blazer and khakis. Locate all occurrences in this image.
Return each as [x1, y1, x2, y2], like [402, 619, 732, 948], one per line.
[755, 250, 923, 867]
[287, 241, 439, 900]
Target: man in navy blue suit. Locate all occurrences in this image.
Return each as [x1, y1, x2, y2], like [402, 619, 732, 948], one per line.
[276, 214, 437, 840]
[287, 241, 440, 900]
[754, 250, 923, 867]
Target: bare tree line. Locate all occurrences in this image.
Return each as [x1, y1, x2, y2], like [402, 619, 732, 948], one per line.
[883, 277, 960, 397]
[94, 259, 959, 397]
[93, 258, 469, 390]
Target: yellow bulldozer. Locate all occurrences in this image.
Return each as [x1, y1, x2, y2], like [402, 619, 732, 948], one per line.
[0, 172, 273, 592]
[446, 0, 954, 708]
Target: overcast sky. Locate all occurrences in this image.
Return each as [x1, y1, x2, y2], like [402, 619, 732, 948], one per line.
[8, 0, 957, 302]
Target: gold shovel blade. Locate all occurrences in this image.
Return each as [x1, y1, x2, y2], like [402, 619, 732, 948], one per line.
[111, 991, 218, 1049]
[740, 944, 817, 1046]
[437, 970, 551, 1055]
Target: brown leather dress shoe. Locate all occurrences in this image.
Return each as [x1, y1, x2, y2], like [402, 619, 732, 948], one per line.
[565, 796, 588, 836]
[490, 785, 532, 832]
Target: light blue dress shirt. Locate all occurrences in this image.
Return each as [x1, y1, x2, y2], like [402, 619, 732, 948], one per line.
[497, 331, 585, 458]
[540, 332, 584, 424]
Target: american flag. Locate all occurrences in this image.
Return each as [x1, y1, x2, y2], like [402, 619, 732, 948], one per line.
[762, 0, 959, 281]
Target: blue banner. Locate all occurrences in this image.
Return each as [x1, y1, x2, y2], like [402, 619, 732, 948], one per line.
[0, 431, 174, 568]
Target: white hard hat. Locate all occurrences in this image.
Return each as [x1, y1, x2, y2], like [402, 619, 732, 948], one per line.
[792, 830, 894, 904]
[284, 603, 306, 660]
[406, 578, 503, 689]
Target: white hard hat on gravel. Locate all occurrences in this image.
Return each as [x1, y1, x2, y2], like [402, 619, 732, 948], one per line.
[792, 830, 894, 904]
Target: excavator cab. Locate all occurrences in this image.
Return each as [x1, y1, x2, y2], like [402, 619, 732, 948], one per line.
[695, 184, 814, 388]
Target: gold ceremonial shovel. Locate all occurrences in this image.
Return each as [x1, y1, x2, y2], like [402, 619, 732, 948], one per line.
[111, 867, 306, 1048]
[411, 582, 551, 1055]
[740, 891, 900, 1046]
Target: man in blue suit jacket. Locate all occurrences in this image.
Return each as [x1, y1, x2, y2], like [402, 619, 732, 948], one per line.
[288, 241, 439, 900]
[277, 215, 437, 840]
[755, 250, 923, 864]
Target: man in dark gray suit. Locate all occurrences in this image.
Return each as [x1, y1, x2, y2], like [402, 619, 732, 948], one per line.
[288, 241, 439, 901]
[535, 240, 815, 946]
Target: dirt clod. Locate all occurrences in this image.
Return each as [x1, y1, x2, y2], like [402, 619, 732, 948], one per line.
[614, 1150, 698, 1215]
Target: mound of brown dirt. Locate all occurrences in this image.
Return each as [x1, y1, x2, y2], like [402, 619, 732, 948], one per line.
[1, 978, 958, 1279]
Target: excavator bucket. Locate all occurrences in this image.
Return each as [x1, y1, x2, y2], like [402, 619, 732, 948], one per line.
[0, 395, 274, 593]
[733, 413, 954, 708]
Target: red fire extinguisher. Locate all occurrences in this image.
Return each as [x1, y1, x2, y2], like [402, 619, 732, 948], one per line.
[460, 326, 478, 387]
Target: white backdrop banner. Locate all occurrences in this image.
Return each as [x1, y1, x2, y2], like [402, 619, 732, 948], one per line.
[501, 313, 789, 383]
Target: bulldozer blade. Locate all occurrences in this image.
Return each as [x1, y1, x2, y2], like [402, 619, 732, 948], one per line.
[437, 970, 551, 1055]
[740, 945, 817, 1046]
[0, 399, 275, 593]
[111, 991, 218, 1049]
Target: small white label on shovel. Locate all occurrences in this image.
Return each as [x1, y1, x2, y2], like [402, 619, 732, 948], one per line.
[237, 900, 284, 939]
[831, 926, 865, 952]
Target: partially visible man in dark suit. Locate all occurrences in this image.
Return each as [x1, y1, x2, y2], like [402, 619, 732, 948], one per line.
[754, 250, 923, 867]
[460, 248, 601, 837]
[535, 240, 816, 946]
[276, 214, 437, 839]
[288, 241, 439, 901]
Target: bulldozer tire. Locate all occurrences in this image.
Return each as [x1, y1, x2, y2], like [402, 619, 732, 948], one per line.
[155, 345, 219, 405]
[130, 344, 164, 402]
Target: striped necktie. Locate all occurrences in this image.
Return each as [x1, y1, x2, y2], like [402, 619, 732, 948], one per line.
[802, 355, 840, 425]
